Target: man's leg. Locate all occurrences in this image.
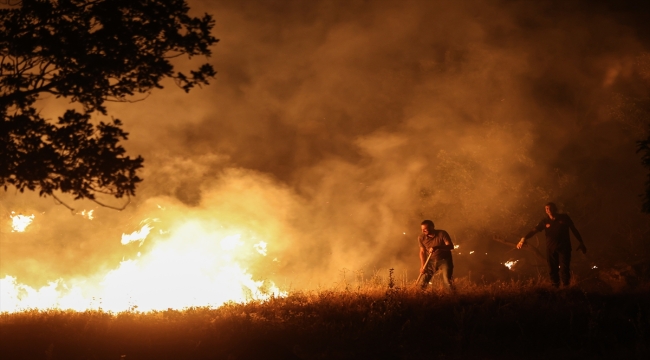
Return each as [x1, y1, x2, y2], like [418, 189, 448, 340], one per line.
[547, 251, 561, 288]
[559, 250, 572, 286]
[439, 259, 455, 291]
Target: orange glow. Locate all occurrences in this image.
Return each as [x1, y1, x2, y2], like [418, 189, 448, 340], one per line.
[1, 216, 285, 313]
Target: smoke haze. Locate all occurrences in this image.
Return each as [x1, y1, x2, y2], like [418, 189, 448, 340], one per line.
[2, 0, 650, 290]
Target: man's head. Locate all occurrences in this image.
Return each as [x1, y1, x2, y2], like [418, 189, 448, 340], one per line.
[421, 220, 434, 235]
[545, 202, 558, 218]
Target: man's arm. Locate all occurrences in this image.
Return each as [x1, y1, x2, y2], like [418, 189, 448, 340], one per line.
[517, 221, 544, 249]
[419, 246, 428, 274]
[568, 217, 587, 254]
[432, 232, 455, 251]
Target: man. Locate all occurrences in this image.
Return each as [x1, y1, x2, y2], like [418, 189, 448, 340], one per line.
[517, 202, 587, 287]
[418, 220, 455, 290]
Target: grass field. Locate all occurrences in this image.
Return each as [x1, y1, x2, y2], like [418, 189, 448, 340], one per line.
[1, 273, 649, 360]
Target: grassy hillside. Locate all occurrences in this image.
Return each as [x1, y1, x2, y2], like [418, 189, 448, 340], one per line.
[1, 276, 649, 360]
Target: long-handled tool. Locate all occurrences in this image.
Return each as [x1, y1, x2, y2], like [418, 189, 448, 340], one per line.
[415, 251, 433, 286]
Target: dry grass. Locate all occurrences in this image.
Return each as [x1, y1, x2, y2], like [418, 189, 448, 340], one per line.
[1, 273, 649, 360]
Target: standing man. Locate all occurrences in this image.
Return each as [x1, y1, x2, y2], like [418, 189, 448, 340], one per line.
[517, 202, 587, 287]
[418, 220, 455, 290]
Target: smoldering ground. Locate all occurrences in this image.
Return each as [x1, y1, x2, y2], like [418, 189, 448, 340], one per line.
[2, 0, 650, 292]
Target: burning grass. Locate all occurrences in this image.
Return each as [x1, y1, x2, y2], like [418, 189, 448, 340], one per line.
[1, 275, 649, 360]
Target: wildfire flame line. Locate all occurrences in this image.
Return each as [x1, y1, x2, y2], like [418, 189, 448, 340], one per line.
[1, 216, 286, 313]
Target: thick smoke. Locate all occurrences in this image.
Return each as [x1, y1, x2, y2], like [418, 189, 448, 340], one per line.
[2, 0, 649, 290]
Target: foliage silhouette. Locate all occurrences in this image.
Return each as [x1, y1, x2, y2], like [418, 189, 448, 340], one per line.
[0, 0, 217, 206]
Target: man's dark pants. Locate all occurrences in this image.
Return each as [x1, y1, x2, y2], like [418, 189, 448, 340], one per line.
[547, 249, 571, 287]
[420, 258, 454, 290]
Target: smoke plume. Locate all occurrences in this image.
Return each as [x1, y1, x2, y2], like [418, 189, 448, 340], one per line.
[2, 0, 650, 291]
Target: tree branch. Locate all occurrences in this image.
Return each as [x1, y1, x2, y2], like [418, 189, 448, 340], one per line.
[91, 196, 131, 211]
[51, 193, 75, 212]
[0, 80, 58, 104]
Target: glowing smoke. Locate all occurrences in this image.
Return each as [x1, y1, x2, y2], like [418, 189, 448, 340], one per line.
[1, 0, 650, 309]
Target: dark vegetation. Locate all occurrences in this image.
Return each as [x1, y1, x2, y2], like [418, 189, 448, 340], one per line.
[2, 274, 649, 360]
[0, 0, 217, 206]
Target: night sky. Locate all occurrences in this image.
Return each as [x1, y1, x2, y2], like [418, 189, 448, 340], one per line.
[2, 0, 650, 290]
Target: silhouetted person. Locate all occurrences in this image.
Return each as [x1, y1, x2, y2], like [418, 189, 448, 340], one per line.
[418, 220, 455, 290]
[517, 202, 586, 287]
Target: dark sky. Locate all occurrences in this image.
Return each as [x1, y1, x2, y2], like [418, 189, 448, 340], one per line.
[1, 0, 650, 290]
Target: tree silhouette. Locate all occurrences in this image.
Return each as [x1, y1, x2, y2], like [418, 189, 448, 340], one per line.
[0, 0, 217, 208]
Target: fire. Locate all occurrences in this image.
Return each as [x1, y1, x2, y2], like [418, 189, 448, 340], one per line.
[10, 212, 34, 232]
[78, 209, 94, 220]
[1, 217, 285, 313]
[121, 223, 154, 245]
[254, 241, 268, 256]
[503, 260, 518, 270]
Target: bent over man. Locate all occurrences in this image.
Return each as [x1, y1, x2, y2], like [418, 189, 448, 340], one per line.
[418, 220, 455, 290]
[517, 202, 586, 287]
